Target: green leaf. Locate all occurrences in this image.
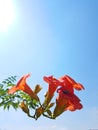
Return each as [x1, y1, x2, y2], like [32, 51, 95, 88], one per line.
[0, 83, 3, 88]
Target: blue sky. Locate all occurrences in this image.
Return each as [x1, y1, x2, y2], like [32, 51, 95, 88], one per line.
[0, 0, 98, 130]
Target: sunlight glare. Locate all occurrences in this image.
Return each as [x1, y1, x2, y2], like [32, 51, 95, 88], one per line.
[0, 0, 15, 32]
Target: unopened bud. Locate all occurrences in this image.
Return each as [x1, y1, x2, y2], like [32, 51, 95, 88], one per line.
[19, 102, 29, 115]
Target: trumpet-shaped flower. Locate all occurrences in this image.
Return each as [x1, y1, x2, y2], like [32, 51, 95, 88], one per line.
[43, 76, 62, 95]
[53, 75, 84, 118]
[8, 74, 39, 101]
[53, 88, 83, 117]
[43, 76, 62, 106]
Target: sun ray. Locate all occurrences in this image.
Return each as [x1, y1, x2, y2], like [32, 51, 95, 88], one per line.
[0, 0, 15, 32]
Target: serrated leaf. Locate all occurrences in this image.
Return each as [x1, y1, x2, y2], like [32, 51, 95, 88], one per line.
[0, 101, 4, 107]
[0, 84, 3, 88]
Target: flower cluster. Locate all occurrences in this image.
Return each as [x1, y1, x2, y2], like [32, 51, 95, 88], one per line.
[7, 73, 84, 120]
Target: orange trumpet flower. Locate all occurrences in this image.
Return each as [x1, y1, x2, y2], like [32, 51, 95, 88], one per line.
[43, 76, 62, 106]
[53, 75, 84, 118]
[8, 74, 39, 101]
[53, 89, 83, 118]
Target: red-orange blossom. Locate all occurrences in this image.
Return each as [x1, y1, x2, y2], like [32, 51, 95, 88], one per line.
[8, 74, 39, 101]
[8, 73, 84, 119]
[43, 75, 84, 117]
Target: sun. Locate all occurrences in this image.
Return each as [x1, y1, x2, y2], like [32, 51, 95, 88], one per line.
[0, 0, 15, 32]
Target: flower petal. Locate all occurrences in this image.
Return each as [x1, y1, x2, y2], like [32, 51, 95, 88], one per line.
[8, 86, 18, 94]
[74, 83, 85, 90]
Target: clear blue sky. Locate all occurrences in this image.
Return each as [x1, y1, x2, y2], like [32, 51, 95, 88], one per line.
[0, 0, 98, 130]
